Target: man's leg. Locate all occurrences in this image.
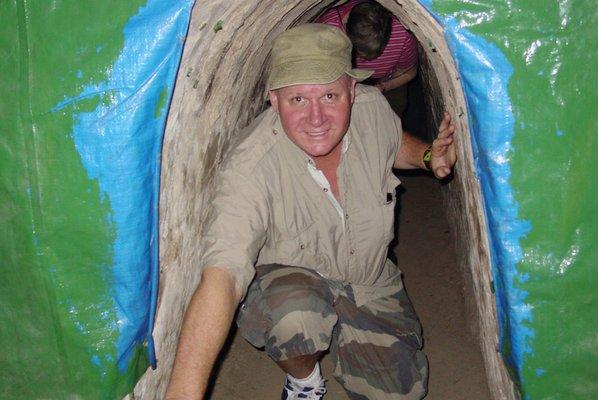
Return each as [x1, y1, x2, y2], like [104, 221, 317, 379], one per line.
[331, 281, 428, 400]
[277, 353, 322, 379]
[237, 264, 337, 395]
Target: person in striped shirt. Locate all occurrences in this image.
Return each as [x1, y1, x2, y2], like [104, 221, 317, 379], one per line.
[317, 0, 419, 114]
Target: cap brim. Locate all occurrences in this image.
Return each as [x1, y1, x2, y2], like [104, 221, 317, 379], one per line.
[267, 60, 373, 92]
[347, 68, 374, 82]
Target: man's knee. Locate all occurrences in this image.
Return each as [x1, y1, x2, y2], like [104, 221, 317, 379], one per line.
[266, 310, 338, 361]
[266, 293, 337, 361]
[238, 265, 338, 360]
[269, 306, 337, 343]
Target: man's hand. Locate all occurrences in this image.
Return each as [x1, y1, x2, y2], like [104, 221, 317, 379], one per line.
[429, 112, 457, 179]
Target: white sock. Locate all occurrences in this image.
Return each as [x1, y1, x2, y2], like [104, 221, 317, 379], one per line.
[287, 362, 322, 388]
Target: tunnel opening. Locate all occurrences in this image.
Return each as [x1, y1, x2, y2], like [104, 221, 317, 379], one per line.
[132, 1, 519, 399]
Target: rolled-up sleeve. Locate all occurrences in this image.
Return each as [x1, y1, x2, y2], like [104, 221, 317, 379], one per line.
[198, 167, 268, 297]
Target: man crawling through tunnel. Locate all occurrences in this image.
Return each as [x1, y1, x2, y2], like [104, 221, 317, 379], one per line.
[166, 23, 456, 400]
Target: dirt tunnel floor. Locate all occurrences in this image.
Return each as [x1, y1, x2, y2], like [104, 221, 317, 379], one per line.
[206, 173, 491, 399]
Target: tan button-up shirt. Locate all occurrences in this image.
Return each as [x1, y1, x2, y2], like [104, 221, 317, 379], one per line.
[199, 85, 403, 305]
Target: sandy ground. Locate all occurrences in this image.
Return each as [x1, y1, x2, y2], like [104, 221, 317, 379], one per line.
[205, 173, 491, 399]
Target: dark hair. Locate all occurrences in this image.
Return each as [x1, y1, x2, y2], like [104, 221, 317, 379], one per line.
[346, 1, 392, 60]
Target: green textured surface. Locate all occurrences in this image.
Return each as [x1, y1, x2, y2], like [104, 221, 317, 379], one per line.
[154, 86, 170, 119]
[433, 1, 597, 398]
[0, 1, 146, 398]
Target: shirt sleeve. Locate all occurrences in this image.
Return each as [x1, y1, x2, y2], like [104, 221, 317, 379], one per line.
[353, 85, 403, 172]
[378, 94, 403, 166]
[395, 25, 418, 72]
[198, 167, 269, 297]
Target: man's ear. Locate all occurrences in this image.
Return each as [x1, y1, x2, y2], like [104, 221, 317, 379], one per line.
[349, 78, 357, 104]
[269, 90, 279, 112]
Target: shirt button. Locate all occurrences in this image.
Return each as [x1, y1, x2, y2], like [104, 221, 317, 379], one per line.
[323, 188, 329, 192]
[300, 244, 305, 250]
[345, 213, 349, 219]
[272, 129, 278, 135]
[349, 249, 355, 255]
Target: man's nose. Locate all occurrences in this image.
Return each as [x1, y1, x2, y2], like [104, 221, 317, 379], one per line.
[308, 102, 324, 126]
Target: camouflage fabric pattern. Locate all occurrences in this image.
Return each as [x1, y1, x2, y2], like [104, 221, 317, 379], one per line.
[237, 264, 428, 399]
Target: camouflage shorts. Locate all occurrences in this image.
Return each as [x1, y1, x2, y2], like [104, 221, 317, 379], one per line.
[237, 264, 428, 400]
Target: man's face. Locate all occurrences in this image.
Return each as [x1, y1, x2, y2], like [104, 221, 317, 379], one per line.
[269, 75, 357, 160]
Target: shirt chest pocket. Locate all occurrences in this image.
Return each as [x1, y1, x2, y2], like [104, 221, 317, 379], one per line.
[274, 219, 317, 250]
[267, 199, 320, 262]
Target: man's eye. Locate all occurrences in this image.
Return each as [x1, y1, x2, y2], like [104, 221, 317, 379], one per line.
[324, 93, 335, 100]
[293, 96, 303, 103]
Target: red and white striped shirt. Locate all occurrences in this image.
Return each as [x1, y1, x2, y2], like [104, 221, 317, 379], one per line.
[317, 0, 418, 80]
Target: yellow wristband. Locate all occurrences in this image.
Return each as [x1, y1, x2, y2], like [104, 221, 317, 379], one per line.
[422, 145, 433, 170]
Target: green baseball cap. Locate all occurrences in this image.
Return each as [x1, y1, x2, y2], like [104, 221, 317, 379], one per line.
[267, 23, 373, 91]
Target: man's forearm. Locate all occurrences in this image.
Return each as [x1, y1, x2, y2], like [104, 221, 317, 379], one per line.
[377, 66, 417, 92]
[166, 267, 240, 400]
[393, 131, 429, 170]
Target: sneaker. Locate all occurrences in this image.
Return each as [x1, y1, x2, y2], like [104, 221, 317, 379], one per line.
[280, 376, 327, 400]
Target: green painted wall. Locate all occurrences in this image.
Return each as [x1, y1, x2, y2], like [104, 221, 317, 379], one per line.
[0, 2, 146, 398]
[430, 1, 597, 398]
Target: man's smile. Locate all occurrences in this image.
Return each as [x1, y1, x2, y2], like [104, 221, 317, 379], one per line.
[304, 129, 331, 137]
